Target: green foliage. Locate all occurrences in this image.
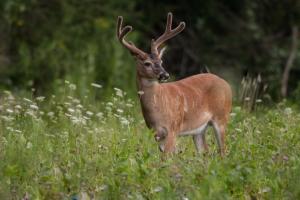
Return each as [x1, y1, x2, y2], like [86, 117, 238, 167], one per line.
[0, 87, 300, 199]
[0, 0, 138, 95]
[1, 0, 300, 98]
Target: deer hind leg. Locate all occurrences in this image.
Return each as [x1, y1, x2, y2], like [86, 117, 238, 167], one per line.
[211, 121, 226, 157]
[193, 125, 209, 153]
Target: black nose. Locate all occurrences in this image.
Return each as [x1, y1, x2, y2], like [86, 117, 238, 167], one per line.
[158, 72, 170, 81]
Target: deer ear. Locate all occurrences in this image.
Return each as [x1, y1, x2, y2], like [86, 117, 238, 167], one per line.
[158, 46, 167, 59]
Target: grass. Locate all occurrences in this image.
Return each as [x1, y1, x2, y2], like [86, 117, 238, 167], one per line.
[0, 82, 300, 199]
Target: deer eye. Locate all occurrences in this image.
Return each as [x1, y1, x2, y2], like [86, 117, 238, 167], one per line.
[144, 62, 152, 67]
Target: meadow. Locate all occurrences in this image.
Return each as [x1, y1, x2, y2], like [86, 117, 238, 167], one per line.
[0, 82, 300, 200]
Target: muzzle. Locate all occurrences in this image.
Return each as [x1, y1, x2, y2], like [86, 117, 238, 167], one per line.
[158, 72, 170, 81]
[154, 133, 164, 142]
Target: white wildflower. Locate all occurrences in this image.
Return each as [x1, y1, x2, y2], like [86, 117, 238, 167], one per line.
[4, 90, 11, 95]
[126, 103, 133, 107]
[259, 187, 271, 194]
[70, 117, 80, 124]
[153, 186, 163, 193]
[113, 114, 120, 118]
[26, 142, 33, 149]
[23, 98, 32, 103]
[244, 97, 250, 101]
[65, 113, 72, 117]
[76, 104, 83, 109]
[30, 104, 39, 110]
[36, 96, 45, 102]
[256, 99, 262, 103]
[235, 128, 242, 133]
[114, 87, 123, 97]
[284, 107, 292, 115]
[96, 112, 103, 118]
[71, 117, 86, 125]
[233, 106, 241, 111]
[91, 83, 102, 88]
[69, 84, 77, 90]
[6, 109, 14, 113]
[86, 111, 94, 116]
[120, 117, 130, 126]
[47, 112, 54, 117]
[1, 116, 13, 122]
[25, 110, 35, 117]
[230, 112, 236, 117]
[6, 126, 14, 131]
[15, 129, 22, 133]
[97, 185, 108, 191]
[114, 87, 121, 92]
[137, 90, 144, 96]
[68, 108, 75, 113]
[83, 116, 90, 120]
[72, 99, 80, 104]
[107, 102, 113, 106]
[116, 109, 124, 113]
[7, 95, 15, 101]
[116, 91, 123, 97]
[15, 105, 22, 109]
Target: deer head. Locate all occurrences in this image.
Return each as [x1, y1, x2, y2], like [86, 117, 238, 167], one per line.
[117, 12, 185, 82]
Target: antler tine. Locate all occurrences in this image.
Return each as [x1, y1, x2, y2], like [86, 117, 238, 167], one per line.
[165, 12, 173, 32]
[116, 16, 147, 58]
[117, 16, 124, 38]
[151, 12, 185, 55]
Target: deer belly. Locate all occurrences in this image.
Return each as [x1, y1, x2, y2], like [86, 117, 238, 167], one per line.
[179, 122, 209, 136]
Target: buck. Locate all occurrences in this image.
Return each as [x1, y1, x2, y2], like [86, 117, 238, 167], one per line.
[116, 13, 232, 156]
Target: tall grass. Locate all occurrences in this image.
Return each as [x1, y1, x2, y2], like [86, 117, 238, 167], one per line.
[0, 83, 300, 199]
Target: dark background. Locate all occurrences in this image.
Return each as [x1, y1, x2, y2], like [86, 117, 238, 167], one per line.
[0, 0, 299, 101]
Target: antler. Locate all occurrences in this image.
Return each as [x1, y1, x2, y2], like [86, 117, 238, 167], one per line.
[151, 12, 185, 55]
[117, 16, 147, 58]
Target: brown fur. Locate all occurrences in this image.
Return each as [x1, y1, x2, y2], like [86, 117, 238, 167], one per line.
[137, 74, 232, 154]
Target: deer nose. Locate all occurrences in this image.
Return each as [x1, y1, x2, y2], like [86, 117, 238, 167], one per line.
[154, 134, 161, 142]
[158, 72, 170, 81]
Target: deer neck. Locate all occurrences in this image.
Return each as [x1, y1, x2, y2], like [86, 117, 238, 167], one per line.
[136, 73, 162, 128]
[136, 73, 162, 108]
[136, 74, 160, 96]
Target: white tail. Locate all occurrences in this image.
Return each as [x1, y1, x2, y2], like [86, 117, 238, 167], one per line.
[117, 13, 232, 155]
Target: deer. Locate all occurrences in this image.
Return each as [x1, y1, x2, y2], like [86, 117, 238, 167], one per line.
[116, 13, 232, 156]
